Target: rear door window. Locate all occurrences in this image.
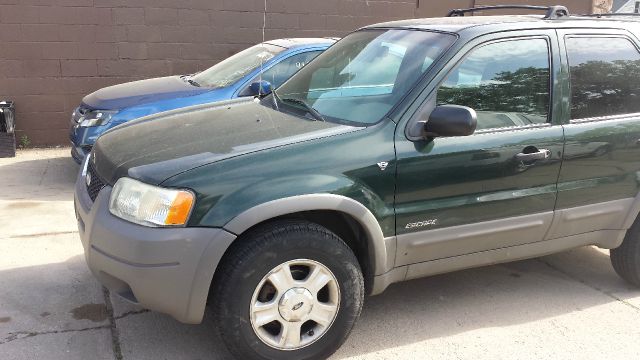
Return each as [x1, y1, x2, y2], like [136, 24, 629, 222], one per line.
[566, 36, 640, 119]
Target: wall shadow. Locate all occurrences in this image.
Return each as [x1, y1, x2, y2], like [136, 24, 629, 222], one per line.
[0, 155, 79, 202]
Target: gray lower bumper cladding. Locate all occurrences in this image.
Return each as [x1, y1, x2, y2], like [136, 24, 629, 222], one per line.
[74, 174, 235, 324]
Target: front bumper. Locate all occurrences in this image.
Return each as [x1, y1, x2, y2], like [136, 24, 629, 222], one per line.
[74, 171, 236, 324]
[69, 122, 109, 164]
[69, 124, 92, 164]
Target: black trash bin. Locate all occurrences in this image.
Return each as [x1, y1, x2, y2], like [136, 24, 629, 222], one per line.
[0, 101, 16, 158]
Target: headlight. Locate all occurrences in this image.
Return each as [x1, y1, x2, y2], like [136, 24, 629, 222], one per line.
[78, 110, 117, 127]
[109, 177, 195, 227]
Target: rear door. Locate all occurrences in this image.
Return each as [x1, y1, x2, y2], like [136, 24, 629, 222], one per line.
[550, 29, 640, 239]
[394, 30, 564, 266]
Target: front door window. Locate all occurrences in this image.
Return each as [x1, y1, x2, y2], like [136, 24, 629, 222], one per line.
[437, 38, 551, 130]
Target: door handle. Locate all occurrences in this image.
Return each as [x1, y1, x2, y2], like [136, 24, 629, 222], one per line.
[515, 149, 551, 162]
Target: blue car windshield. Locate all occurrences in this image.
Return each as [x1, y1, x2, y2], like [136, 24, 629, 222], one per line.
[274, 29, 456, 125]
[191, 43, 286, 88]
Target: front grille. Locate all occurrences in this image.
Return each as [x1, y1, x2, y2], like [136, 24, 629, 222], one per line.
[86, 160, 106, 202]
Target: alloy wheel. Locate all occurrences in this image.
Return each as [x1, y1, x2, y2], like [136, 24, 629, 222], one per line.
[249, 259, 340, 350]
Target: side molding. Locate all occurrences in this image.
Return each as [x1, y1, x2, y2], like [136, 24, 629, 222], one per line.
[404, 229, 627, 281]
[223, 194, 393, 275]
[396, 212, 554, 266]
[546, 198, 634, 240]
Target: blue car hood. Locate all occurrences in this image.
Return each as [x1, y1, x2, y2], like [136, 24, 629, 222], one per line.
[82, 76, 212, 110]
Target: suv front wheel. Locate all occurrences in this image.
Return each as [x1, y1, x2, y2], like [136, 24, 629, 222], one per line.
[212, 220, 364, 360]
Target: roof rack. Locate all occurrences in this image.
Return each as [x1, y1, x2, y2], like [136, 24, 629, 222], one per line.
[580, 12, 640, 18]
[447, 5, 569, 19]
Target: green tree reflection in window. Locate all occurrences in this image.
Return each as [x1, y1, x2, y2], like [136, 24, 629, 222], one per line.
[437, 38, 550, 130]
[567, 37, 640, 120]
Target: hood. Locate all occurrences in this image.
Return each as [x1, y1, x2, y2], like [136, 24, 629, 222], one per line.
[92, 99, 359, 185]
[82, 76, 212, 110]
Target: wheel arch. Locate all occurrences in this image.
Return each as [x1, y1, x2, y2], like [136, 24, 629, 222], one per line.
[211, 194, 395, 296]
[224, 194, 393, 275]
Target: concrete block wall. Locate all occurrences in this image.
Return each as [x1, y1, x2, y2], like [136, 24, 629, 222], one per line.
[0, 0, 591, 146]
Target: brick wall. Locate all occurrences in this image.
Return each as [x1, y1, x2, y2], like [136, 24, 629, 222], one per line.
[0, 0, 592, 146]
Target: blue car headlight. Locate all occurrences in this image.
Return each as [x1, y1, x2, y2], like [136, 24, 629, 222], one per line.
[78, 110, 118, 127]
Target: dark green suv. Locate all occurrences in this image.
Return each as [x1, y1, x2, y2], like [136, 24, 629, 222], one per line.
[74, 6, 640, 359]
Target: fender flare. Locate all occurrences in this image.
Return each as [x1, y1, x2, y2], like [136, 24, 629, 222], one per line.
[623, 190, 640, 230]
[223, 194, 394, 275]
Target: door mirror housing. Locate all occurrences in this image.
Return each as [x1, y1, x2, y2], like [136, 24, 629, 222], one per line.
[241, 80, 273, 97]
[424, 105, 477, 138]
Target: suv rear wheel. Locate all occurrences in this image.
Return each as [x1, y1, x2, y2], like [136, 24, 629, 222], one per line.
[611, 219, 640, 287]
[212, 220, 364, 360]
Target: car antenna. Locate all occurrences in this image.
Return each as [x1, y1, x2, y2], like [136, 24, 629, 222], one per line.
[259, 0, 266, 89]
[258, 0, 279, 110]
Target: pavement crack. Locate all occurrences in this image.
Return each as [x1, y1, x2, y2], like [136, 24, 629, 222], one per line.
[38, 159, 50, 186]
[0, 325, 109, 345]
[115, 309, 150, 320]
[538, 259, 640, 312]
[103, 287, 124, 360]
[7, 230, 79, 239]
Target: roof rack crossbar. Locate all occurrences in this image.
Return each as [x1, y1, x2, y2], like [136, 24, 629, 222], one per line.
[581, 12, 640, 18]
[447, 5, 569, 19]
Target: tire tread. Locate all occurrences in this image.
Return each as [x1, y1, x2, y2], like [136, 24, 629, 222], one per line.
[611, 219, 640, 287]
[211, 220, 364, 360]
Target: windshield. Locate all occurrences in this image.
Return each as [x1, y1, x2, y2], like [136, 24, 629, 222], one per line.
[274, 29, 456, 125]
[191, 43, 286, 88]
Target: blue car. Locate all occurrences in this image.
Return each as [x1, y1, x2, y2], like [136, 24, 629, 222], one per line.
[69, 38, 336, 163]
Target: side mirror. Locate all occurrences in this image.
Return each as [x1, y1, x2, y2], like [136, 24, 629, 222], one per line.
[424, 105, 477, 137]
[243, 80, 273, 97]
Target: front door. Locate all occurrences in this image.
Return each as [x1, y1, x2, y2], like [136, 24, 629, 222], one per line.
[394, 31, 564, 266]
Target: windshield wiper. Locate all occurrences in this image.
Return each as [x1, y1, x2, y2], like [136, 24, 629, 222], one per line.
[279, 97, 325, 122]
[182, 75, 201, 87]
[187, 78, 201, 87]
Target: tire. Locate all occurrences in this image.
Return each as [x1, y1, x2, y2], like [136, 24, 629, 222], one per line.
[611, 218, 640, 287]
[212, 220, 364, 360]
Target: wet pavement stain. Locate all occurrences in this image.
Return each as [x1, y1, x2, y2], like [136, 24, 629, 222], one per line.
[6, 202, 41, 209]
[0, 317, 11, 323]
[70, 304, 107, 322]
[39, 312, 50, 318]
